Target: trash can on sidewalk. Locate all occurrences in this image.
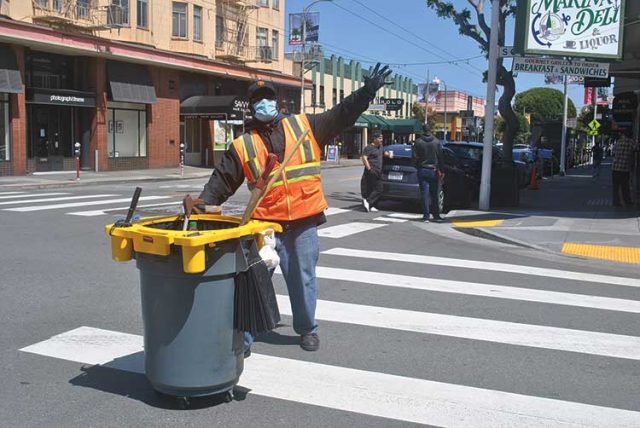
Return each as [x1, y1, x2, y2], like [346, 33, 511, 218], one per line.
[105, 214, 281, 407]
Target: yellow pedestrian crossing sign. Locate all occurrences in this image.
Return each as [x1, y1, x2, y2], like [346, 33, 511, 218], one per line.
[588, 119, 601, 132]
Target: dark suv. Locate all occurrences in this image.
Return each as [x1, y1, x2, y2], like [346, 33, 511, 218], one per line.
[379, 144, 473, 213]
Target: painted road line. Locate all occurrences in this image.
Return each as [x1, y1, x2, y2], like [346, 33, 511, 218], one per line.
[0, 194, 118, 206]
[452, 219, 504, 228]
[562, 243, 640, 265]
[318, 222, 386, 239]
[372, 216, 408, 223]
[0, 191, 25, 195]
[387, 213, 422, 219]
[314, 266, 640, 314]
[67, 201, 182, 216]
[325, 207, 351, 216]
[0, 192, 69, 200]
[5, 196, 170, 212]
[276, 296, 640, 361]
[20, 327, 640, 427]
[322, 248, 640, 288]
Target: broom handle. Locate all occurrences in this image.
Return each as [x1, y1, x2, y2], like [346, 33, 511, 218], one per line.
[240, 129, 310, 225]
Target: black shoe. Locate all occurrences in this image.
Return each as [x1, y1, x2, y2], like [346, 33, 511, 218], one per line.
[300, 333, 320, 351]
[244, 348, 251, 358]
[432, 216, 444, 222]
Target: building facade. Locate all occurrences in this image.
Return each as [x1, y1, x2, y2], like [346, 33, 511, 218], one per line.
[289, 54, 419, 158]
[428, 90, 485, 142]
[0, 0, 299, 176]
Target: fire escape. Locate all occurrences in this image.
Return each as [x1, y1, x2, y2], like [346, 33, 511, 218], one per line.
[216, 0, 271, 64]
[30, 0, 123, 32]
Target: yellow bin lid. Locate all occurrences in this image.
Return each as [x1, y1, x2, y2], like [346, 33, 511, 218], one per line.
[105, 214, 282, 273]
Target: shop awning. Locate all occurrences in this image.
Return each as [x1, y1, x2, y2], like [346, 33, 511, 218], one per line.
[356, 114, 391, 130]
[386, 118, 422, 134]
[107, 61, 157, 104]
[180, 95, 250, 120]
[0, 43, 23, 94]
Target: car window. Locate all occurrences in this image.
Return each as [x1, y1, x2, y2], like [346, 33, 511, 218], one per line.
[447, 145, 482, 160]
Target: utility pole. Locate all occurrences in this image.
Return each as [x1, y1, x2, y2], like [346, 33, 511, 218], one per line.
[424, 70, 430, 127]
[560, 74, 569, 176]
[479, 0, 500, 211]
[443, 81, 448, 142]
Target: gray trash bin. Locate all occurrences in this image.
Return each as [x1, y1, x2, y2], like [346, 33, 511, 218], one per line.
[106, 215, 281, 407]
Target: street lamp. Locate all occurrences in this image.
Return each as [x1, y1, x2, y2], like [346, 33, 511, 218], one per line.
[300, 0, 333, 113]
[437, 78, 448, 143]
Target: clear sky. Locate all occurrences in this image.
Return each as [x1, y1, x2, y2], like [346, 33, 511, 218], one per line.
[284, 0, 586, 110]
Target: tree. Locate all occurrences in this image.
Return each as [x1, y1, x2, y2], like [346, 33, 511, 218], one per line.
[496, 111, 530, 144]
[426, 0, 519, 166]
[513, 87, 576, 125]
[411, 102, 437, 130]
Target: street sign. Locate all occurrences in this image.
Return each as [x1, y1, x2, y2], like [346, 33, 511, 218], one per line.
[588, 119, 601, 132]
[512, 57, 609, 78]
[460, 110, 474, 118]
[466, 95, 473, 112]
[368, 104, 386, 112]
[499, 46, 520, 57]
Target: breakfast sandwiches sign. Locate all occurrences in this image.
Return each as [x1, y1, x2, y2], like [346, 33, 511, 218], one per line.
[516, 0, 626, 59]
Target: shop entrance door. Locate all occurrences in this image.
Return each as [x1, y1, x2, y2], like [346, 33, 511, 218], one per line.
[31, 105, 73, 171]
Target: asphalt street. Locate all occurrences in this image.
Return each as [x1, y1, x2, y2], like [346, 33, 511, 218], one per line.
[2, 166, 640, 427]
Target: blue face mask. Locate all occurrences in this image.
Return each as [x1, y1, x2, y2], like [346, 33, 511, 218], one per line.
[253, 99, 278, 122]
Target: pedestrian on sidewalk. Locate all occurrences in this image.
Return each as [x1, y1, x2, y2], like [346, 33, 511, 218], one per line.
[413, 124, 444, 223]
[592, 141, 603, 179]
[611, 128, 637, 207]
[198, 64, 393, 354]
[360, 130, 387, 212]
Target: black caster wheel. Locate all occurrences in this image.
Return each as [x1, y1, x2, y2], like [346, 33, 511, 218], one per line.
[223, 391, 233, 403]
[177, 396, 190, 410]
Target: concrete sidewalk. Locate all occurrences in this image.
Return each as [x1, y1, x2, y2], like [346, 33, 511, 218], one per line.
[0, 159, 362, 191]
[446, 161, 640, 264]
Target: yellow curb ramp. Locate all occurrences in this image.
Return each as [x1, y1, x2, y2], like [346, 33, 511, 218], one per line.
[451, 219, 505, 228]
[562, 243, 640, 264]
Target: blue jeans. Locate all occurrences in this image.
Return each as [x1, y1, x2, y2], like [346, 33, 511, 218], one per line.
[417, 167, 439, 220]
[244, 221, 320, 350]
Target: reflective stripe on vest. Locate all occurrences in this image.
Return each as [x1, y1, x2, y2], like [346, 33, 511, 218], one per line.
[242, 133, 261, 182]
[284, 116, 316, 163]
[269, 162, 321, 188]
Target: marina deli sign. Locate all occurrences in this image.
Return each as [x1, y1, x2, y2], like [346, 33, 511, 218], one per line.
[515, 0, 626, 59]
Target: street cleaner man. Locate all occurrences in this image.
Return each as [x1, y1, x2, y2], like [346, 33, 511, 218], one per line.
[198, 63, 393, 353]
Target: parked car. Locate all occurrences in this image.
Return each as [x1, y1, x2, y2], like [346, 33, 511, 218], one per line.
[443, 141, 530, 192]
[379, 144, 473, 213]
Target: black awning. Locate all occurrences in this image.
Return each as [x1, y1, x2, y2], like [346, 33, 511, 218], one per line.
[107, 61, 157, 104]
[180, 95, 250, 120]
[0, 44, 23, 94]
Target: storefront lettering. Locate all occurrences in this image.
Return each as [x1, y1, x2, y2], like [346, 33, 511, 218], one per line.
[50, 95, 85, 104]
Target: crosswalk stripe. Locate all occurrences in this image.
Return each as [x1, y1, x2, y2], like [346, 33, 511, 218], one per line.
[372, 216, 407, 223]
[0, 194, 118, 206]
[0, 192, 69, 200]
[318, 222, 386, 238]
[67, 201, 182, 217]
[20, 326, 640, 427]
[324, 207, 350, 216]
[0, 191, 25, 195]
[5, 196, 170, 212]
[387, 213, 422, 219]
[323, 248, 640, 288]
[314, 266, 640, 314]
[276, 295, 640, 360]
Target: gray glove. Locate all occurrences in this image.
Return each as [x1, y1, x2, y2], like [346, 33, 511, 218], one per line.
[363, 63, 393, 97]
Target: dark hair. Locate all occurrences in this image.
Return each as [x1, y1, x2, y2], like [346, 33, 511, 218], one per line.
[422, 123, 432, 134]
[371, 131, 383, 138]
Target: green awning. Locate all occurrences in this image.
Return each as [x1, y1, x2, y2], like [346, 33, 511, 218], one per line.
[385, 118, 421, 133]
[367, 114, 391, 130]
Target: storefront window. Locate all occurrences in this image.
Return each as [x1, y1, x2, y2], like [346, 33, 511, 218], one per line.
[107, 103, 147, 158]
[0, 94, 9, 161]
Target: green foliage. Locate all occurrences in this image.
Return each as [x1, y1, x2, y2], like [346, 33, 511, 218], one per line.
[577, 105, 612, 135]
[411, 103, 437, 130]
[514, 88, 576, 125]
[496, 112, 530, 144]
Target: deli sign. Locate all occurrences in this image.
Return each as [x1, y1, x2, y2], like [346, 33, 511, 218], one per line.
[516, 0, 626, 60]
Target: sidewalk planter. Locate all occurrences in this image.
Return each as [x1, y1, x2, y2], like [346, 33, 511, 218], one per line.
[491, 166, 520, 208]
[105, 214, 281, 408]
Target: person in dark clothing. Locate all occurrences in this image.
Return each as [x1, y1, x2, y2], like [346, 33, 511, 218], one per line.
[413, 124, 444, 222]
[592, 141, 603, 179]
[360, 130, 385, 212]
[198, 64, 392, 353]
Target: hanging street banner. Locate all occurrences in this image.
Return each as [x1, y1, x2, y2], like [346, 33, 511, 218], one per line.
[512, 57, 610, 78]
[514, 0, 626, 60]
[288, 12, 320, 45]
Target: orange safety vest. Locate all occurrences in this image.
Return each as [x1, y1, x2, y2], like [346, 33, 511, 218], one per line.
[232, 114, 327, 222]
